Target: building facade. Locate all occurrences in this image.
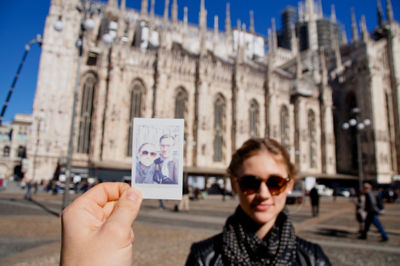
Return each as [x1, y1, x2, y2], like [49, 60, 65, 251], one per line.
[0, 114, 32, 180]
[26, 0, 399, 186]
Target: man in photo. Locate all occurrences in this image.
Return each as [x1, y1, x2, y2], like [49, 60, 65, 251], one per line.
[135, 143, 158, 184]
[154, 134, 178, 184]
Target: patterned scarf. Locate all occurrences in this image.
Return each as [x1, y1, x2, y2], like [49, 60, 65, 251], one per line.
[221, 206, 297, 265]
[135, 162, 155, 184]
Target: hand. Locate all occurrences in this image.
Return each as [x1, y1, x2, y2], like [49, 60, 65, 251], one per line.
[61, 182, 142, 266]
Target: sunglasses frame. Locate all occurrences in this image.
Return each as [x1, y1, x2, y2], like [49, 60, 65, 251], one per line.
[141, 150, 158, 157]
[235, 174, 291, 196]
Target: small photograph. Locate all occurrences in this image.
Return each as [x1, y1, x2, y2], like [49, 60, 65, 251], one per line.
[131, 118, 184, 200]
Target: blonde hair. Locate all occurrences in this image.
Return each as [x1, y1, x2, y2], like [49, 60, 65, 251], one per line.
[227, 138, 296, 179]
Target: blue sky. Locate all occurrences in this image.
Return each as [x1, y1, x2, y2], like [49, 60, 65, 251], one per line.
[0, 0, 399, 123]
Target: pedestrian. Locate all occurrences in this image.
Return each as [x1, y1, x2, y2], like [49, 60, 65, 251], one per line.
[185, 138, 331, 265]
[355, 188, 367, 233]
[159, 199, 166, 209]
[360, 183, 389, 241]
[310, 185, 320, 217]
[24, 180, 33, 200]
[179, 181, 190, 211]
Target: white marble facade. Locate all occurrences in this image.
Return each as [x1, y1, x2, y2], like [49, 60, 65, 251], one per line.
[26, 0, 399, 184]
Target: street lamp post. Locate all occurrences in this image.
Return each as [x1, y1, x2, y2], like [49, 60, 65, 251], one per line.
[57, 0, 114, 209]
[55, 0, 96, 210]
[342, 107, 371, 190]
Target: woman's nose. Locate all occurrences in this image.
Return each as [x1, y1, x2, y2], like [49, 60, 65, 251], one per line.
[258, 181, 272, 199]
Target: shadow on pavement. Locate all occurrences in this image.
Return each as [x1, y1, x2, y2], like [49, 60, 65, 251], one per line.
[314, 228, 355, 238]
[27, 198, 60, 217]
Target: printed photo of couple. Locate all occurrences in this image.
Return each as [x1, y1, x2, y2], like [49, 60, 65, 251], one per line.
[132, 118, 183, 190]
[136, 135, 178, 184]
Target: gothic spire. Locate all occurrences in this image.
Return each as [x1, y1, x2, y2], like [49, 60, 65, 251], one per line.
[342, 30, 348, 45]
[150, 0, 155, 18]
[271, 18, 278, 51]
[163, 0, 169, 22]
[106, 0, 119, 18]
[199, 0, 207, 30]
[160, 0, 169, 48]
[267, 28, 275, 72]
[120, 0, 126, 13]
[360, 15, 369, 41]
[250, 10, 255, 33]
[386, 0, 393, 23]
[318, 0, 323, 18]
[291, 25, 297, 54]
[172, 0, 178, 23]
[319, 48, 328, 86]
[351, 8, 359, 42]
[141, 0, 148, 17]
[305, 0, 315, 20]
[296, 44, 302, 80]
[183, 6, 188, 43]
[377, 0, 384, 26]
[298, 1, 305, 22]
[199, 0, 207, 56]
[225, 3, 231, 34]
[334, 33, 343, 70]
[268, 28, 273, 52]
[107, 0, 118, 9]
[214, 15, 219, 39]
[331, 4, 336, 23]
[183, 6, 188, 27]
[237, 24, 246, 63]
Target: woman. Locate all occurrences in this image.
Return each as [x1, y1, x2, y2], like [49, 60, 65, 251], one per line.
[186, 138, 331, 265]
[135, 143, 158, 184]
[355, 186, 367, 233]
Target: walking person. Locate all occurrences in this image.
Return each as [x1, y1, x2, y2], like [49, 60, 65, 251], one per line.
[179, 181, 190, 211]
[185, 138, 331, 265]
[355, 187, 367, 233]
[24, 180, 33, 200]
[360, 183, 389, 241]
[310, 185, 320, 217]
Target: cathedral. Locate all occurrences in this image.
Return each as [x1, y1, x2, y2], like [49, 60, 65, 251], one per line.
[26, 0, 400, 187]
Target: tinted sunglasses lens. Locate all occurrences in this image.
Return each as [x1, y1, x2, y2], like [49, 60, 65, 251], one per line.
[239, 176, 261, 194]
[141, 151, 149, 155]
[267, 175, 288, 195]
[150, 152, 157, 157]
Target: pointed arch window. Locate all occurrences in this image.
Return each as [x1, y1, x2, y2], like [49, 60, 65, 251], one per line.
[127, 80, 145, 156]
[175, 88, 188, 119]
[249, 99, 259, 137]
[280, 105, 289, 150]
[175, 87, 188, 160]
[77, 73, 97, 154]
[385, 92, 395, 171]
[308, 109, 316, 168]
[213, 94, 226, 162]
[3, 146, 10, 157]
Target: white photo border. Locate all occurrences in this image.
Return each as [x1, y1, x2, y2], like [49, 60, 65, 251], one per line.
[131, 118, 184, 200]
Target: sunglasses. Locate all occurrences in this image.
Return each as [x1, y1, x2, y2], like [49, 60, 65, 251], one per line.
[141, 150, 157, 157]
[236, 175, 290, 196]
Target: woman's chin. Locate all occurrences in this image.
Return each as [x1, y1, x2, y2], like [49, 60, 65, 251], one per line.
[251, 210, 276, 225]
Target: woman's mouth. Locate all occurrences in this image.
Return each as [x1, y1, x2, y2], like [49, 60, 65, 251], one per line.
[253, 202, 272, 211]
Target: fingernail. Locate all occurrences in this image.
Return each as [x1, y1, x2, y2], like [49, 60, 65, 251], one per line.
[126, 190, 138, 201]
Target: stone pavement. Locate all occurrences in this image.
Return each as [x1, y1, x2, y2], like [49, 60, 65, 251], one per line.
[0, 183, 399, 265]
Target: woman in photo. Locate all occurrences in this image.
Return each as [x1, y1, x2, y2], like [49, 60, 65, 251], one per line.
[186, 138, 331, 265]
[135, 143, 158, 184]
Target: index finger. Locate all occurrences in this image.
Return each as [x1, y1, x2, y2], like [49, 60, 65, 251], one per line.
[77, 182, 131, 208]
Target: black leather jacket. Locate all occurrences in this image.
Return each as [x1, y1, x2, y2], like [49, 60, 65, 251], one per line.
[185, 233, 331, 266]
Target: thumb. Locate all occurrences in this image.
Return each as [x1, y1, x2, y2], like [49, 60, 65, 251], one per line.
[105, 187, 143, 233]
